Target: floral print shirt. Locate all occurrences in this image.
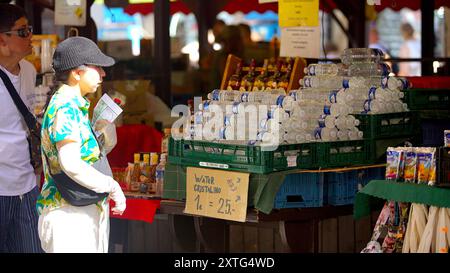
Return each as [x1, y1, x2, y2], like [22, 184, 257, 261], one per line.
[36, 85, 102, 215]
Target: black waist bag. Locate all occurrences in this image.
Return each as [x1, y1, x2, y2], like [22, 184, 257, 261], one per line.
[52, 171, 108, 206]
[45, 126, 108, 207]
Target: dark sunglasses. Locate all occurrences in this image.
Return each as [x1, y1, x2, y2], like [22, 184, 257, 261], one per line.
[1, 26, 33, 38]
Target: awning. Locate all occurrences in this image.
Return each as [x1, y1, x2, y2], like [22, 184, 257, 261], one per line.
[374, 0, 450, 11]
[222, 0, 337, 14]
[124, 1, 191, 16]
[123, 0, 338, 16]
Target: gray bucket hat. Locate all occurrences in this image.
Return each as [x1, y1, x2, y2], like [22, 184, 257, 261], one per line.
[52, 36, 115, 73]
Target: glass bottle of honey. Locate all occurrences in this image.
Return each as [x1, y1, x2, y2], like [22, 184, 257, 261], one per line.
[226, 61, 243, 91]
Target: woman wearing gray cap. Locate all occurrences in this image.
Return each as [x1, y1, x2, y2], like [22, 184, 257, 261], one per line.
[36, 36, 126, 253]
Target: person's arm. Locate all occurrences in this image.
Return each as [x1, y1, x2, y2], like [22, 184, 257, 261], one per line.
[56, 140, 126, 214]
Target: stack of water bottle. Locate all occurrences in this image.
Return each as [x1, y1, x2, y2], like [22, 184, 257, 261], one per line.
[184, 48, 410, 145]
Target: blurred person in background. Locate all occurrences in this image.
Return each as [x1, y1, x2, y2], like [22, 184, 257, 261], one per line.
[209, 25, 244, 91]
[368, 23, 398, 74]
[398, 22, 421, 76]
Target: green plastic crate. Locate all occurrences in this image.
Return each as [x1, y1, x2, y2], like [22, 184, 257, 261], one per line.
[168, 138, 317, 174]
[354, 112, 416, 139]
[316, 140, 371, 168]
[403, 88, 450, 110]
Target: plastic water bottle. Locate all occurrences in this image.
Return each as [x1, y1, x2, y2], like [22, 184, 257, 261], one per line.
[364, 99, 386, 114]
[342, 77, 383, 89]
[348, 63, 390, 77]
[347, 128, 364, 140]
[314, 127, 338, 141]
[241, 90, 286, 103]
[261, 94, 294, 111]
[367, 87, 396, 101]
[304, 63, 348, 76]
[385, 76, 411, 91]
[335, 115, 360, 130]
[300, 76, 344, 89]
[207, 89, 241, 102]
[341, 48, 384, 64]
[283, 132, 314, 144]
[155, 154, 166, 197]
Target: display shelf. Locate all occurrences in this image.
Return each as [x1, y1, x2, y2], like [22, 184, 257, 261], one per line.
[354, 180, 450, 220]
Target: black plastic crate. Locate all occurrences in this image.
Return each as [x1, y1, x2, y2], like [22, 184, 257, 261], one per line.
[420, 119, 450, 147]
[437, 147, 450, 187]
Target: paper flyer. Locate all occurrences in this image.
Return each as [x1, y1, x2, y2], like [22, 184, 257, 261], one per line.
[92, 93, 123, 126]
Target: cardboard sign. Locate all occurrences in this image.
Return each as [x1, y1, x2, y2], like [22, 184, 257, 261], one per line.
[55, 0, 87, 26]
[185, 167, 250, 222]
[280, 26, 321, 58]
[278, 0, 319, 27]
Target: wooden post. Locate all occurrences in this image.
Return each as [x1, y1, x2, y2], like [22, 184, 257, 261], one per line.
[421, 0, 435, 76]
[154, 0, 172, 107]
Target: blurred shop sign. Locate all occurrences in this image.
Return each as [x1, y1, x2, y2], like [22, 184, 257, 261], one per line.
[55, 0, 87, 26]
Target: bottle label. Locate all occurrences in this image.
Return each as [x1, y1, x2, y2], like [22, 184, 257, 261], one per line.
[380, 63, 390, 76]
[232, 102, 240, 114]
[260, 118, 269, 130]
[398, 78, 410, 90]
[219, 127, 227, 139]
[211, 90, 220, 101]
[308, 66, 315, 76]
[363, 99, 371, 112]
[224, 115, 232, 126]
[314, 127, 322, 140]
[194, 112, 203, 124]
[318, 116, 325, 128]
[304, 77, 311, 88]
[241, 92, 249, 102]
[323, 105, 331, 115]
[203, 100, 210, 111]
[381, 76, 389, 89]
[342, 79, 349, 89]
[368, 87, 377, 100]
[328, 90, 338, 103]
[276, 95, 285, 107]
[288, 91, 297, 100]
[155, 169, 164, 179]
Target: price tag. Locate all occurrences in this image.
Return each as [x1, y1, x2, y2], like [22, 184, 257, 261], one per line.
[278, 0, 319, 27]
[185, 167, 250, 222]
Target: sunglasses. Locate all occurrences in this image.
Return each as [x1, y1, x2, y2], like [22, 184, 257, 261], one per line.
[1, 26, 33, 38]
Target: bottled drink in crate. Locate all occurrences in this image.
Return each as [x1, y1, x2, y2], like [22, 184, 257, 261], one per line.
[155, 154, 166, 197]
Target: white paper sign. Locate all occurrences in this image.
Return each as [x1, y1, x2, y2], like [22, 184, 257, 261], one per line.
[280, 26, 321, 58]
[55, 0, 87, 26]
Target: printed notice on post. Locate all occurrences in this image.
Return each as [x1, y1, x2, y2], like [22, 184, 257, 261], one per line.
[185, 167, 250, 222]
[280, 26, 320, 58]
[278, 0, 319, 27]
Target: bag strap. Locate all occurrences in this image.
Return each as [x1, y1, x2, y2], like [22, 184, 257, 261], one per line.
[0, 68, 39, 132]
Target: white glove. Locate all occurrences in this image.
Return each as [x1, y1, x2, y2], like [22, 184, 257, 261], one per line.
[110, 181, 126, 215]
[94, 119, 117, 155]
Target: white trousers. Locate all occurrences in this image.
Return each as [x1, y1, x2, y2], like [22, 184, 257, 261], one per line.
[38, 203, 109, 253]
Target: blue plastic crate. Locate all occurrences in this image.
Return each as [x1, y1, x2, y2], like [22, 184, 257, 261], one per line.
[273, 173, 324, 209]
[325, 167, 385, 206]
[421, 119, 450, 146]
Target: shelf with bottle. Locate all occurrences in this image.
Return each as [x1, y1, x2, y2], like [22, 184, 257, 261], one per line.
[220, 54, 306, 93]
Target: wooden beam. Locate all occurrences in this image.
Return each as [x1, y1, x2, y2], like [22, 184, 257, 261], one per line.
[154, 0, 172, 107]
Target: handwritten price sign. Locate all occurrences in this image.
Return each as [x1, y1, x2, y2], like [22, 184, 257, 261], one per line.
[185, 167, 250, 222]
